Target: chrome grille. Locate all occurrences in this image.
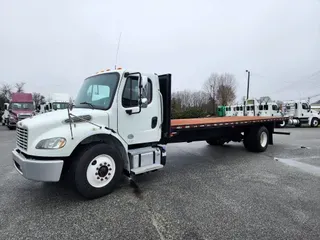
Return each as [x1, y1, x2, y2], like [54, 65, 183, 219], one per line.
[16, 127, 28, 151]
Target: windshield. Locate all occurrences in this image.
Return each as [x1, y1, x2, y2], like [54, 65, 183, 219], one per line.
[52, 102, 69, 110]
[74, 72, 120, 110]
[10, 102, 34, 111]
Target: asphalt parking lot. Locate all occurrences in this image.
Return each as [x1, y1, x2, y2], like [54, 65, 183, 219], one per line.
[0, 126, 319, 240]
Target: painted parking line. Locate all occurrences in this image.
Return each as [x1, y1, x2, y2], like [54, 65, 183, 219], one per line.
[275, 157, 320, 177]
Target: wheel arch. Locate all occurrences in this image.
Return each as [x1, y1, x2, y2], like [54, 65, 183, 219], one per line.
[70, 133, 129, 171]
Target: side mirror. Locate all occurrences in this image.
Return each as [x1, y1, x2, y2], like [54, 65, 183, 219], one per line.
[140, 76, 149, 109]
[141, 76, 148, 89]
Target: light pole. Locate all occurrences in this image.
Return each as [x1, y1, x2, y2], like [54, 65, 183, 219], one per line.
[246, 70, 251, 100]
[210, 84, 215, 115]
[244, 70, 251, 116]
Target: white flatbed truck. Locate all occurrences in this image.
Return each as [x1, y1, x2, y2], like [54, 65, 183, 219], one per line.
[12, 69, 289, 199]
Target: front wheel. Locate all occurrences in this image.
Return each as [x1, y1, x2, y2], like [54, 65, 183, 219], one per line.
[70, 143, 124, 199]
[311, 118, 319, 128]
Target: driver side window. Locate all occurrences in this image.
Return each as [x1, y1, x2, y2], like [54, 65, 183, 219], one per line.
[302, 103, 308, 110]
[122, 77, 153, 108]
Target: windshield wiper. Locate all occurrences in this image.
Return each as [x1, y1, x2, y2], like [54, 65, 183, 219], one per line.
[79, 102, 95, 109]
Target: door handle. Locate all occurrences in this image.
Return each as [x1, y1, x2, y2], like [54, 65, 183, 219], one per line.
[151, 117, 158, 129]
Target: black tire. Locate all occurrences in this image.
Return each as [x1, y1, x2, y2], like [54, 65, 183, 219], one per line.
[243, 126, 269, 152]
[206, 139, 225, 146]
[311, 118, 319, 128]
[69, 143, 124, 199]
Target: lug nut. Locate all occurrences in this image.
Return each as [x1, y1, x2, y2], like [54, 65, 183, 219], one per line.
[95, 172, 98, 175]
[100, 163, 102, 166]
[101, 179, 103, 181]
[97, 177, 100, 180]
[104, 162, 107, 165]
[108, 168, 112, 171]
[108, 173, 111, 176]
[105, 177, 108, 180]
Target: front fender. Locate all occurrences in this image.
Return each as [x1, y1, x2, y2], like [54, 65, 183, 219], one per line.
[27, 123, 127, 158]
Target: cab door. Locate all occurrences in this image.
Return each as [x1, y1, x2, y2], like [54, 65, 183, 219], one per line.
[117, 74, 161, 145]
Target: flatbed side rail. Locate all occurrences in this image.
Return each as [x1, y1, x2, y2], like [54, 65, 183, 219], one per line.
[170, 117, 288, 132]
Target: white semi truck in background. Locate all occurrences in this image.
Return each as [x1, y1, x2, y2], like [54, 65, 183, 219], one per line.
[11, 69, 288, 199]
[281, 100, 320, 127]
[37, 93, 70, 114]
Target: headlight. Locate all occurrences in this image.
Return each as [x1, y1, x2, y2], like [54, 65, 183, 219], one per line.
[36, 137, 67, 149]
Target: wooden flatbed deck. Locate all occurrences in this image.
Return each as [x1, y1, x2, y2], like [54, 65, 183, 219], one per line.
[171, 116, 287, 130]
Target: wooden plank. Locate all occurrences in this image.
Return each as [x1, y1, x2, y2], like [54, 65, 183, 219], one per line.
[171, 116, 286, 127]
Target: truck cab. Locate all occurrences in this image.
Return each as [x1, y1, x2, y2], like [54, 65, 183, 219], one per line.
[283, 100, 320, 127]
[12, 69, 171, 197]
[3, 93, 34, 130]
[225, 106, 234, 116]
[244, 99, 257, 116]
[257, 102, 282, 117]
[234, 105, 244, 116]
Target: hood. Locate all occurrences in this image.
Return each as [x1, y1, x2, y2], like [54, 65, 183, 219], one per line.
[18, 108, 110, 131]
[10, 110, 33, 116]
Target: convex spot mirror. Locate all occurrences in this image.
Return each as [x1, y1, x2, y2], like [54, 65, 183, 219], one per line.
[140, 76, 148, 108]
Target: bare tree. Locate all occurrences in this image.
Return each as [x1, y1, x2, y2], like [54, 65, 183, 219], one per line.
[216, 73, 237, 106]
[0, 83, 12, 102]
[32, 92, 46, 106]
[260, 96, 271, 104]
[203, 72, 237, 111]
[203, 73, 220, 114]
[15, 82, 25, 93]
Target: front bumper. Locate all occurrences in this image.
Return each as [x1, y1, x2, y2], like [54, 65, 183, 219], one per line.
[12, 148, 64, 182]
[8, 120, 17, 126]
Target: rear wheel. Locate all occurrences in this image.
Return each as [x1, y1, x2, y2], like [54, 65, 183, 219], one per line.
[69, 143, 124, 199]
[243, 126, 269, 152]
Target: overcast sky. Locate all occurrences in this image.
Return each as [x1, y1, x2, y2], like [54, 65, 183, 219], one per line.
[1, 0, 320, 102]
